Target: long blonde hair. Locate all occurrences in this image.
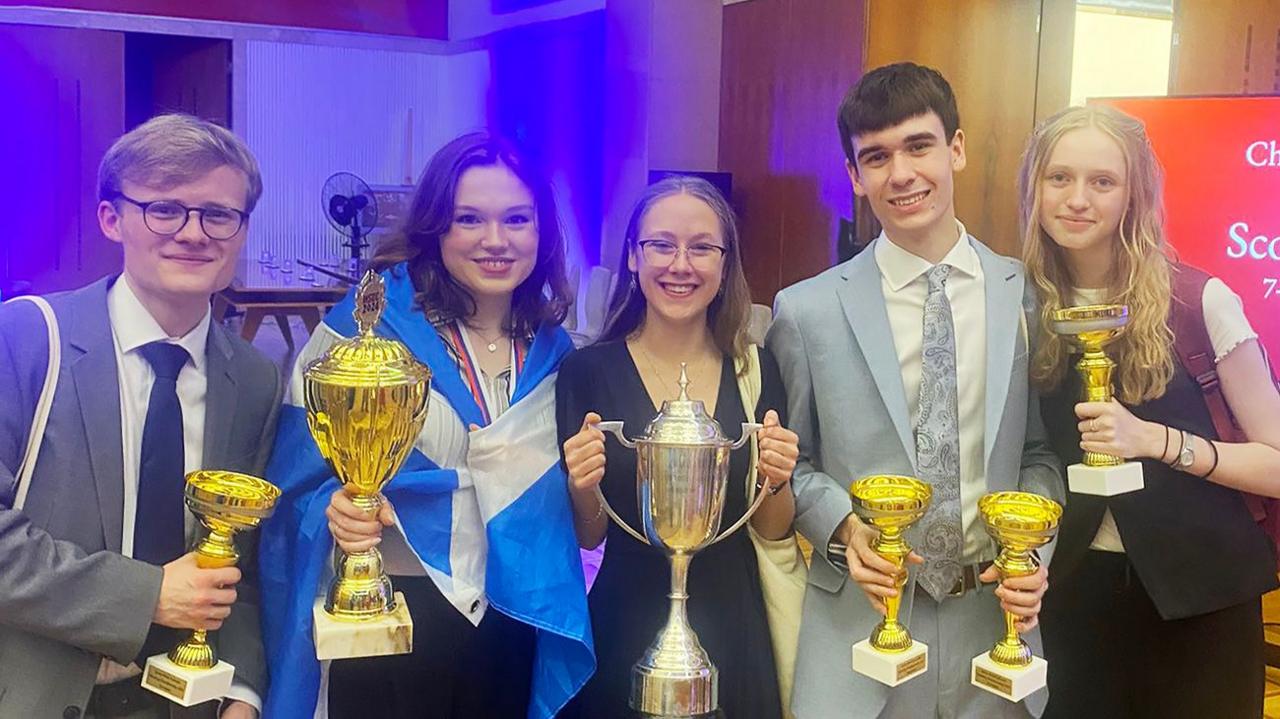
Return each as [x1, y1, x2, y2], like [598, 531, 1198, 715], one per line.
[1019, 105, 1175, 404]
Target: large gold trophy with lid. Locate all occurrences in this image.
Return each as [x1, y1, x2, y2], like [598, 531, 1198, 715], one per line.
[304, 271, 431, 660]
[142, 470, 280, 706]
[849, 475, 932, 686]
[970, 491, 1062, 702]
[1050, 304, 1143, 495]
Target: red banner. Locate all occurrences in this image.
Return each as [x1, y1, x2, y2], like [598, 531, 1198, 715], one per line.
[1100, 96, 1280, 363]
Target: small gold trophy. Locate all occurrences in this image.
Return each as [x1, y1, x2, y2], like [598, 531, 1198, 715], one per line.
[142, 471, 280, 706]
[305, 271, 431, 660]
[849, 475, 932, 686]
[1050, 304, 1143, 496]
[970, 491, 1061, 702]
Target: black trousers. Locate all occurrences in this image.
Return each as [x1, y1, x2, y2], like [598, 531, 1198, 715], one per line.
[327, 575, 536, 719]
[1042, 550, 1264, 719]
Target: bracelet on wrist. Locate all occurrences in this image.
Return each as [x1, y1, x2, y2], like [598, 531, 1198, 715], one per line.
[1202, 439, 1221, 479]
[578, 496, 604, 524]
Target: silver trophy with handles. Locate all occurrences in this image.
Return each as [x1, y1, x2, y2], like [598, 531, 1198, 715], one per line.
[594, 364, 766, 717]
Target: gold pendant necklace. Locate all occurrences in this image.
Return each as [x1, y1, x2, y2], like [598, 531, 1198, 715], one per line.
[467, 326, 508, 354]
[635, 340, 713, 400]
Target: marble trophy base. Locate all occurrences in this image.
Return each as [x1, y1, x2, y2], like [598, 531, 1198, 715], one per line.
[852, 638, 928, 686]
[141, 654, 234, 706]
[1068, 461, 1143, 496]
[970, 653, 1047, 702]
[313, 591, 414, 660]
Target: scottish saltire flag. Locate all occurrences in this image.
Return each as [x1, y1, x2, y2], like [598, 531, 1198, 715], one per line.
[258, 264, 594, 719]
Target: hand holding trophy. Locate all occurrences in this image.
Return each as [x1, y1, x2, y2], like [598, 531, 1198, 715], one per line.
[142, 471, 280, 706]
[305, 271, 431, 660]
[1050, 304, 1143, 495]
[849, 475, 932, 686]
[970, 491, 1061, 702]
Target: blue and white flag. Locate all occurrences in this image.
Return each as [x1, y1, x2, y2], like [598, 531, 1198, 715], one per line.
[259, 264, 594, 718]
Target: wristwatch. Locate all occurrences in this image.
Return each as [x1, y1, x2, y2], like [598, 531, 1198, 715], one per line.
[1173, 430, 1196, 471]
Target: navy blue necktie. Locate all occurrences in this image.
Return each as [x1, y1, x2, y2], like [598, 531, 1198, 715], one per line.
[133, 341, 189, 565]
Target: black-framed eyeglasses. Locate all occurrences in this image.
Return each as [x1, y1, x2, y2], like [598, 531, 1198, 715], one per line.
[112, 193, 249, 240]
[636, 239, 728, 269]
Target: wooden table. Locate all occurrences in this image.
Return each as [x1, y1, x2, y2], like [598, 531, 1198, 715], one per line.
[214, 261, 349, 349]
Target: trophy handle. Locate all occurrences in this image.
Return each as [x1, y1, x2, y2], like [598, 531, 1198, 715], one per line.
[594, 420, 636, 449]
[710, 423, 768, 545]
[592, 486, 650, 545]
[586, 420, 648, 543]
[730, 422, 763, 450]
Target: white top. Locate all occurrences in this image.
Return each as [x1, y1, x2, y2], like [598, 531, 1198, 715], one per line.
[874, 223, 992, 561]
[1078, 278, 1258, 553]
[98, 277, 258, 709]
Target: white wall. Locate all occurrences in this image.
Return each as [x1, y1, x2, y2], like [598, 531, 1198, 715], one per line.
[242, 41, 489, 266]
[448, 0, 604, 40]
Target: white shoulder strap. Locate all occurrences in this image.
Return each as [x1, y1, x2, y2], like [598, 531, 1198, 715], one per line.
[5, 295, 60, 511]
[734, 344, 763, 499]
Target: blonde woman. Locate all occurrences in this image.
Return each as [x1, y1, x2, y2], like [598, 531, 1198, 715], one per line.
[1019, 104, 1280, 718]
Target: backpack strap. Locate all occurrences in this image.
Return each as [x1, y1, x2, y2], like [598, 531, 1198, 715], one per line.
[4, 295, 60, 511]
[1168, 264, 1271, 524]
[1168, 264, 1242, 443]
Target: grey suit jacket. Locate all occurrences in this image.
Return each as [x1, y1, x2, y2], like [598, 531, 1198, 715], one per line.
[0, 276, 282, 718]
[766, 238, 1064, 719]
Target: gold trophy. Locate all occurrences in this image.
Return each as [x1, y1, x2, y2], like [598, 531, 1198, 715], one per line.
[142, 471, 280, 706]
[304, 271, 431, 660]
[1050, 304, 1143, 495]
[849, 475, 932, 686]
[970, 491, 1061, 702]
[594, 365, 765, 717]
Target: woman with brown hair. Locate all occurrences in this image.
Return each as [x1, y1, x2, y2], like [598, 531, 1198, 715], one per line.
[260, 131, 592, 719]
[556, 176, 801, 718]
[1019, 105, 1280, 718]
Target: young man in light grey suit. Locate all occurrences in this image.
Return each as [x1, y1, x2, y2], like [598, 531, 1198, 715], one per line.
[766, 63, 1065, 719]
[0, 115, 281, 719]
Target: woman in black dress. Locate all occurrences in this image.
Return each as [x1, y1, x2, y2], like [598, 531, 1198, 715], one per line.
[558, 176, 800, 718]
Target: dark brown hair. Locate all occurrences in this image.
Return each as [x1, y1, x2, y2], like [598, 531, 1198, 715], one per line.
[371, 131, 571, 336]
[599, 176, 752, 364]
[837, 62, 960, 165]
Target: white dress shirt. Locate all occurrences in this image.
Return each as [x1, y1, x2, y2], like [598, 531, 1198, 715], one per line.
[874, 223, 993, 561]
[98, 276, 259, 710]
[1075, 279, 1258, 553]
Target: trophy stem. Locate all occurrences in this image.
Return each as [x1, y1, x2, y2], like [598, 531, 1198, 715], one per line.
[870, 527, 912, 652]
[168, 629, 216, 669]
[327, 543, 397, 619]
[196, 524, 239, 568]
[1076, 349, 1123, 468]
[988, 549, 1035, 667]
[667, 550, 692, 627]
[351, 492, 381, 515]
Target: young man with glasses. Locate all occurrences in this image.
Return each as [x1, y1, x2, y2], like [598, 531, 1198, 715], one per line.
[766, 63, 1064, 718]
[0, 114, 280, 719]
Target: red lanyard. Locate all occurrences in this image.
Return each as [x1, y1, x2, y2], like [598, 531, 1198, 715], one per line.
[444, 322, 527, 425]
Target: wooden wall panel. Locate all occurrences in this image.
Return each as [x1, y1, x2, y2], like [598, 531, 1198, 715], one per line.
[864, 0, 1043, 258]
[126, 35, 231, 130]
[719, 0, 866, 304]
[0, 24, 125, 295]
[1171, 0, 1280, 95]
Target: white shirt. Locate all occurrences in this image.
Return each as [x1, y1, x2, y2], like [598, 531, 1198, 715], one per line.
[874, 223, 993, 561]
[1077, 279, 1259, 553]
[98, 276, 259, 710]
